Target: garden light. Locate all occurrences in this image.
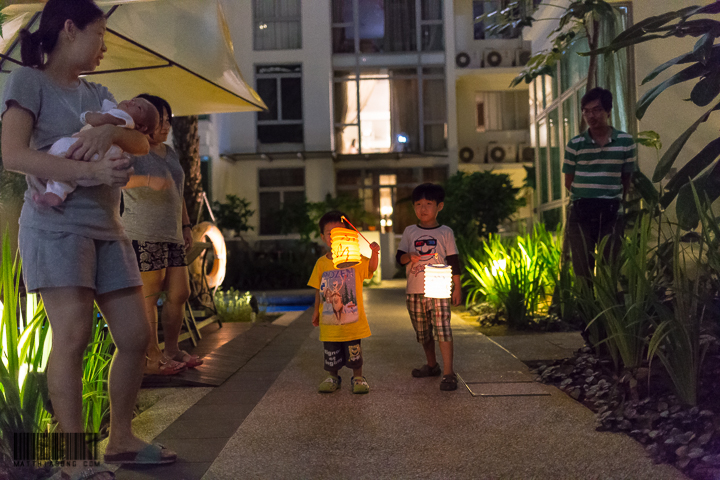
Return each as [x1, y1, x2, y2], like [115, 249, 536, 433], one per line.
[424, 264, 453, 299]
[331, 228, 362, 268]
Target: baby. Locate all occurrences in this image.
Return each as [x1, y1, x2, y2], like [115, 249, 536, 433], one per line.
[32, 97, 159, 207]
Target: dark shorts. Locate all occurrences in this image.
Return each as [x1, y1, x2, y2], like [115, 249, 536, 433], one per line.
[131, 240, 187, 272]
[323, 340, 363, 372]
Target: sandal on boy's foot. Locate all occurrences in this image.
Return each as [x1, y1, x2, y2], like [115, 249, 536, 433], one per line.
[351, 376, 370, 394]
[440, 373, 458, 391]
[411, 363, 441, 378]
[318, 375, 342, 393]
[104, 443, 177, 465]
[58, 465, 115, 480]
[171, 350, 203, 369]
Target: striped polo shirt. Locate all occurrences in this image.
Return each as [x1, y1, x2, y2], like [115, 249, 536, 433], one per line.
[562, 127, 637, 200]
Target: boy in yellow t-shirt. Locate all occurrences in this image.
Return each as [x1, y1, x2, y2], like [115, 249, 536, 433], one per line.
[308, 211, 380, 394]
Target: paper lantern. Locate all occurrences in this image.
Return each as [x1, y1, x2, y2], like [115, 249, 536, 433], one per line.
[424, 264, 452, 298]
[331, 228, 361, 268]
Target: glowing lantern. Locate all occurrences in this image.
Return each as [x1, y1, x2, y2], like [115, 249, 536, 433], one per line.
[331, 228, 361, 268]
[424, 264, 452, 298]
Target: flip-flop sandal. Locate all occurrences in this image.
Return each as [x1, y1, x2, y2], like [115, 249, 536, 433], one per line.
[104, 443, 177, 465]
[171, 350, 203, 369]
[144, 357, 185, 376]
[57, 464, 115, 479]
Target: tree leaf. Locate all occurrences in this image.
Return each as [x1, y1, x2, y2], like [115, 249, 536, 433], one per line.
[653, 101, 719, 182]
[611, 6, 703, 45]
[641, 48, 714, 85]
[637, 62, 708, 119]
[676, 160, 720, 230]
[691, 70, 720, 107]
[632, 171, 659, 206]
[634, 130, 662, 150]
[661, 137, 720, 208]
[693, 29, 716, 64]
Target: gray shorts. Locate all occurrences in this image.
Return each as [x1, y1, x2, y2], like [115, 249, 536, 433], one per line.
[19, 226, 142, 295]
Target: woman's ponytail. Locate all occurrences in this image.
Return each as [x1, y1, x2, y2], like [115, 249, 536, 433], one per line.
[18, 0, 104, 69]
[19, 29, 43, 68]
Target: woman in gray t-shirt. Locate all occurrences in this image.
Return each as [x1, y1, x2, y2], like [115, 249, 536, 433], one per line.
[122, 95, 203, 374]
[0, 0, 176, 474]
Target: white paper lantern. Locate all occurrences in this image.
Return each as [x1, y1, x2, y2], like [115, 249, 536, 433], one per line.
[424, 264, 452, 298]
[331, 227, 361, 268]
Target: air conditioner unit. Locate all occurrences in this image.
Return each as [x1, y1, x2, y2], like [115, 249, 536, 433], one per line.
[518, 143, 535, 163]
[459, 146, 476, 163]
[483, 49, 511, 68]
[516, 49, 532, 66]
[455, 51, 472, 68]
[487, 143, 517, 163]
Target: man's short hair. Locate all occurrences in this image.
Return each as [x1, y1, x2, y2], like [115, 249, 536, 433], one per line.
[319, 210, 350, 233]
[581, 87, 613, 112]
[412, 183, 445, 204]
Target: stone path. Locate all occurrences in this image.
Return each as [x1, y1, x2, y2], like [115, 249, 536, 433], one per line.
[118, 283, 685, 480]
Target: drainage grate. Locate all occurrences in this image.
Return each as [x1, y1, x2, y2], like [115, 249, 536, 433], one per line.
[457, 373, 551, 397]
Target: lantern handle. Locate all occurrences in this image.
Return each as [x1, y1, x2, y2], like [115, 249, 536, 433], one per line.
[341, 216, 371, 245]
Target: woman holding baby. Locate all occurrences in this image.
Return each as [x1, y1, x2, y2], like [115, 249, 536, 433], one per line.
[1, 0, 177, 478]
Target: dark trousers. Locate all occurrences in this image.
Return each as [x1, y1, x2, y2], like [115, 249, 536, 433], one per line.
[567, 199, 622, 279]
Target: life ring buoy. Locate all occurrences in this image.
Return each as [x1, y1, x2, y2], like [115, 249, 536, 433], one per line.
[459, 147, 474, 163]
[190, 222, 227, 289]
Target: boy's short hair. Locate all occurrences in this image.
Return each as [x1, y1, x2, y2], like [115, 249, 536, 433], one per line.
[412, 183, 445, 204]
[319, 210, 350, 233]
[581, 87, 613, 112]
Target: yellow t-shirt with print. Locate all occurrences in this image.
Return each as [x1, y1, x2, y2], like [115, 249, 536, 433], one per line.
[307, 254, 372, 342]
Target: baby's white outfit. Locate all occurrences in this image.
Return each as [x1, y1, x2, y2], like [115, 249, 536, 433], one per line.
[41, 99, 134, 202]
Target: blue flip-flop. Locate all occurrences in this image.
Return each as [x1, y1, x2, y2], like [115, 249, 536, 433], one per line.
[104, 443, 176, 465]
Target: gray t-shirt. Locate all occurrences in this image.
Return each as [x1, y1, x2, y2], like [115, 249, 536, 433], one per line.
[121, 147, 185, 244]
[398, 224, 459, 294]
[1, 67, 126, 240]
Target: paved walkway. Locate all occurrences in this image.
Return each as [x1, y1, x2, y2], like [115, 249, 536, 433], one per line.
[120, 282, 685, 479]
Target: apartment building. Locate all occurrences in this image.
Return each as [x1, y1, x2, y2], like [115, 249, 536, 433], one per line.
[200, 0, 534, 245]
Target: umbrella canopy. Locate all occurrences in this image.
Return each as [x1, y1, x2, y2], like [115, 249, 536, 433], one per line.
[0, 0, 266, 115]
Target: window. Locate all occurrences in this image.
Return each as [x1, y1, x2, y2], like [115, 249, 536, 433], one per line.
[258, 168, 305, 235]
[256, 65, 303, 147]
[254, 0, 302, 50]
[475, 90, 530, 132]
[332, 0, 444, 54]
[336, 167, 447, 233]
[333, 67, 446, 154]
[473, 1, 520, 40]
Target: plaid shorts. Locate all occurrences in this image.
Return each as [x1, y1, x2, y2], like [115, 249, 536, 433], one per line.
[406, 294, 452, 343]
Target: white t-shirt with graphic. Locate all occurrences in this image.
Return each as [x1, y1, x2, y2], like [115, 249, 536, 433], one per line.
[398, 224, 458, 294]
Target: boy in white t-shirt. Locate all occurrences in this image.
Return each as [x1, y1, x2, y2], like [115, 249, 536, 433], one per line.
[33, 97, 159, 207]
[396, 183, 462, 391]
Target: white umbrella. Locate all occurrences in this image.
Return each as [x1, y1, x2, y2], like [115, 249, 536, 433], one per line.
[0, 0, 266, 115]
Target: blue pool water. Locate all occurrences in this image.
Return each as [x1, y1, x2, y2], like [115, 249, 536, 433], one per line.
[259, 294, 314, 314]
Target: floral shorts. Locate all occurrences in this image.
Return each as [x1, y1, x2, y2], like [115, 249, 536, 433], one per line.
[131, 240, 187, 272]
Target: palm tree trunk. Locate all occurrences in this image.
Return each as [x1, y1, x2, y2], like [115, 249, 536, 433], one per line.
[171, 115, 203, 223]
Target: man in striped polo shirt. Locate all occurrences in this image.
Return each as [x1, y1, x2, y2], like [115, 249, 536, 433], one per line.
[563, 87, 636, 279]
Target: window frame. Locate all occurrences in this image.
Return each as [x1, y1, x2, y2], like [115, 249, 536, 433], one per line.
[253, 0, 303, 51]
[257, 167, 306, 236]
[333, 66, 446, 155]
[331, 0, 444, 54]
[255, 64, 305, 149]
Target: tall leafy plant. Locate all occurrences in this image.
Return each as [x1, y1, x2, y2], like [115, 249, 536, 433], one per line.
[82, 306, 114, 434]
[589, 3, 720, 228]
[0, 230, 53, 463]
